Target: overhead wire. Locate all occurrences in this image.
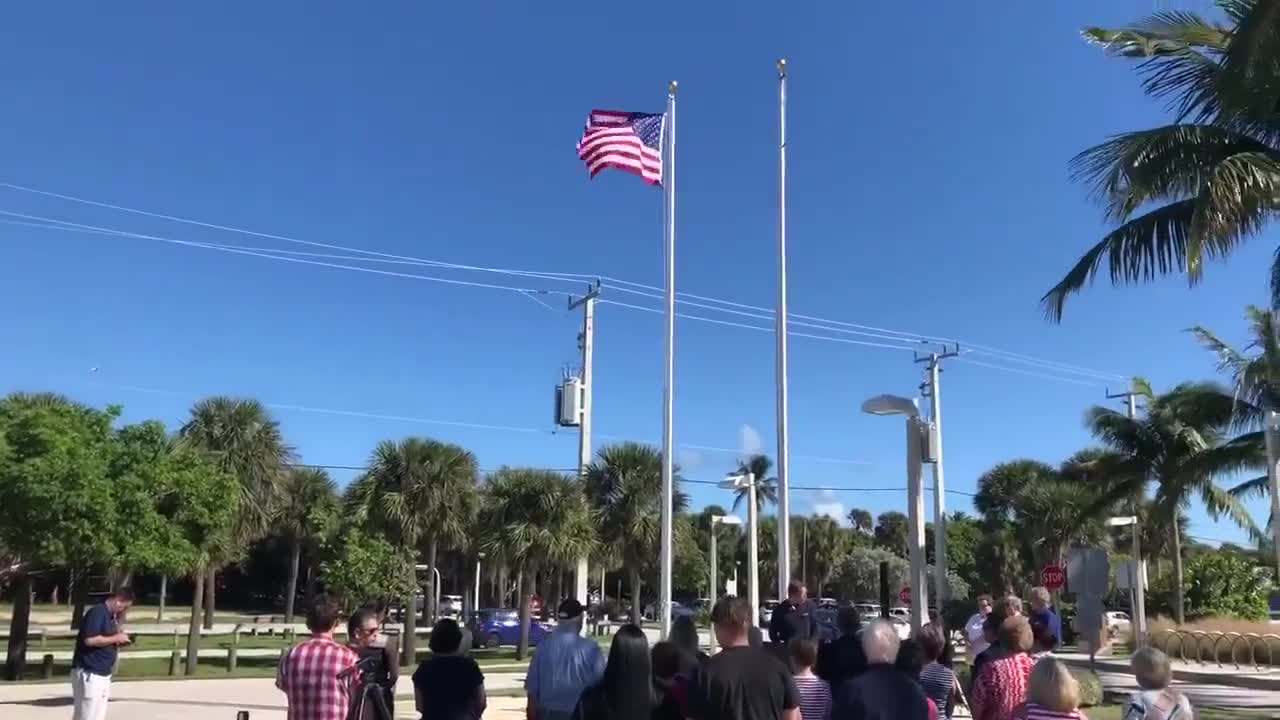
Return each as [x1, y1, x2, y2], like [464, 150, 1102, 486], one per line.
[0, 181, 1130, 384]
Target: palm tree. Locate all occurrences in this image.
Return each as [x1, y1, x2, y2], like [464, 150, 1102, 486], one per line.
[1190, 306, 1279, 573]
[346, 437, 479, 665]
[1044, 0, 1280, 319]
[847, 508, 874, 536]
[805, 516, 848, 598]
[731, 455, 777, 513]
[583, 442, 688, 623]
[1087, 381, 1263, 623]
[975, 459, 1116, 571]
[179, 397, 293, 629]
[478, 469, 596, 659]
[276, 468, 338, 623]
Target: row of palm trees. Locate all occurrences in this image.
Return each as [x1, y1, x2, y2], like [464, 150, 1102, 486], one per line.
[975, 371, 1269, 624]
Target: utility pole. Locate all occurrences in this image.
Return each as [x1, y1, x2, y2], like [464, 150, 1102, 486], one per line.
[917, 344, 958, 608]
[570, 281, 601, 607]
[1106, 386, 1146, 647]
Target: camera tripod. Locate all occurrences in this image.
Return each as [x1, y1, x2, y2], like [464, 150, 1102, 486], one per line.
[346, 678, 394, 720]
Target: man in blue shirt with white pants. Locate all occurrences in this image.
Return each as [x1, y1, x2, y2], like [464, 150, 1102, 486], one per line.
[525, 599, 604, 720]
[71, 587, 134, 720]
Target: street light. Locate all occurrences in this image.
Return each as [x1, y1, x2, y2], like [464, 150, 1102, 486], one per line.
[861, 393, 930, 635]
[721, 472, 760, 628]
[1106, 515, 1147, 647]
[709, 514, 742, 653]
[415, 564, 442, 621]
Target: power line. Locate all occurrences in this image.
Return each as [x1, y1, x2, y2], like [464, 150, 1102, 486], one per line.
[8, 214, 1116, 387]
[0, 181, 1131, 383]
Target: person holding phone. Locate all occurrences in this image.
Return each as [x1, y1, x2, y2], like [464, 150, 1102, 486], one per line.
[71, 587, 135, 720]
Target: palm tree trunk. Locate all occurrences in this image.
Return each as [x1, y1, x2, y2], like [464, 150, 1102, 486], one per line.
[304, 565, 317, 609]
[285, 536, 302, 624]
[186, 571, 205, 675]
[400, 589, 417, 666]
[516, 568, 531, 661]
[203, 567, 216, 630]
[423, 538, 438, 625]
[629, 568, 642, 625]
[498, 564, 510, 607]
[70, 567, 88, 631]
[556, 565, 565, 603]
[157, 575, 168, 622]
[1172, 521, 1186, 625]
[4, 573, 33, 680]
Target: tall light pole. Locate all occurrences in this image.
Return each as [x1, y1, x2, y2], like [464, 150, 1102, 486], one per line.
[721, 472, 759, 627]
[861, 394, 931, 635]
[709, 514, 742, 653]
[569, 282, 601, 607]
[1107, 515, 1147, 648]
[474, 552, 485, 617]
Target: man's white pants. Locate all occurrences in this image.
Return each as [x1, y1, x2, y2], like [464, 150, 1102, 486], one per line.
[71, 668, 111, 720]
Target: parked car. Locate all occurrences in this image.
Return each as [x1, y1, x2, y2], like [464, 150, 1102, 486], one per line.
[816, 597, 838, 609]
[889, 606, 911, 620]
[440, 595, 463, 619]
[1105, 611, 1131, 638]
[468, 609, 552, 649]
[812, 607, 839, 641]
[643, 601, 696, 620]
[889, 616, 911, 640]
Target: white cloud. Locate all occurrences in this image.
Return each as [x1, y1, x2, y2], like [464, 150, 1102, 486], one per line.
[739, 424, 763, 456]
[811, 489, 847, 524]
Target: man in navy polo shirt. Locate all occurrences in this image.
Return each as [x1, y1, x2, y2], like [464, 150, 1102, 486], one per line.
[71, 587, 134, 720]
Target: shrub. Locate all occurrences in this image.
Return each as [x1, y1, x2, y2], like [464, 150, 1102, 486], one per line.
[1072, 669, 1103, 707]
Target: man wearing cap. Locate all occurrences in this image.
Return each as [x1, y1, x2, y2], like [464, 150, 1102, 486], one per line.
[525, 599, 605, 720]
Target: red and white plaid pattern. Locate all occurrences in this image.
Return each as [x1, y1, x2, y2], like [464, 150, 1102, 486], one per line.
[276, 636, 360, 720]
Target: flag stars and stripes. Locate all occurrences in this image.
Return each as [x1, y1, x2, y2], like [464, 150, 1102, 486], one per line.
[576, 109, 665, 185]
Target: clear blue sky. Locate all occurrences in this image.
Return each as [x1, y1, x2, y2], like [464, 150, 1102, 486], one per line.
[1, 1, 1273, 547]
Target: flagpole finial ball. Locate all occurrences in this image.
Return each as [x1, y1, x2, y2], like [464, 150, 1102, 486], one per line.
[777, 58, 787, 75]
[669, 80, 678, 94]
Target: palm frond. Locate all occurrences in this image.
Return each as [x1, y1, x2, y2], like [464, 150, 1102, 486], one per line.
[1216, 0, 1280, 118]
[1083, 12, 1232, 56]
[1230, 473, 1271, 498]
[1199, 482, 1266, 542]
[1042, 199, 1194, 322]
[1187, 151, 1280, 279]
[1069, 125, 1268, 221]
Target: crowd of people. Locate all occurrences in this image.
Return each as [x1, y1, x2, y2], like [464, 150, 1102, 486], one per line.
[263, 581, 1199, 720]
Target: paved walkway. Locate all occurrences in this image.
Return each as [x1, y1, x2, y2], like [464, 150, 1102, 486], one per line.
[0, 673, 528, 719]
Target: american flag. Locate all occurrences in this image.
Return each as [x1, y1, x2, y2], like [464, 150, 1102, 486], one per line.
[576, 109, 665, 185]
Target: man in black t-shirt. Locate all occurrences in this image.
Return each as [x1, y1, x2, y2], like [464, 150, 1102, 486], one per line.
[71, 587, 134, 720]
[687, 596, 800, 720]
[768, 580, 818, 647]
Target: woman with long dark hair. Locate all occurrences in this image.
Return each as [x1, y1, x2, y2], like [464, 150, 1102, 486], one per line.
[573, 624, 657, 720]
[669, 615, 707, 672]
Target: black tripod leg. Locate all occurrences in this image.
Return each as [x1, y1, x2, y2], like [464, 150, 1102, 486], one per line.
[368, 687, 394, 720]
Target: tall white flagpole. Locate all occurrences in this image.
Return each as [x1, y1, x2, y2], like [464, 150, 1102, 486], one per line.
[659, 80, 677, 639]
[775, 58, 792, 602]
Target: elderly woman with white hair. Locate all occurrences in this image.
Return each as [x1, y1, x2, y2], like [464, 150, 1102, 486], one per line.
[830, 620, 932, 720]
[1123, 647, 1193, 720]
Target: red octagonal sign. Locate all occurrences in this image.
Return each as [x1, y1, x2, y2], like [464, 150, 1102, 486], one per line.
[1041, 564, 1065, 591]
[898, 586, 912, 605]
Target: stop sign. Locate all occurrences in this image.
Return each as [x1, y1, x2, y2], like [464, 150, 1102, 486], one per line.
[1041, 564, 1065, 591]
[898, 586, 912, 605]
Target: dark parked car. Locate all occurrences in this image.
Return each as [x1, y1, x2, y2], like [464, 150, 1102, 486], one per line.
[468, 609, 553, 649]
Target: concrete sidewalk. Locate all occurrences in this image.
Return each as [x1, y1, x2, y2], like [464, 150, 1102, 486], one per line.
[0, 673, 528, 719]
[1057, 651, 1280, 691]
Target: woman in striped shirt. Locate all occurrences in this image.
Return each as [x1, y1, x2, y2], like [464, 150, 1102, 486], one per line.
[916, 626, 956, 719]
[1016, 658, 1087, 720]
[788, 637, 831, 720]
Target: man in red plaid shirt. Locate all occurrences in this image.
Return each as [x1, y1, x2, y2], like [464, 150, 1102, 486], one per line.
[277, 597, 360, 720]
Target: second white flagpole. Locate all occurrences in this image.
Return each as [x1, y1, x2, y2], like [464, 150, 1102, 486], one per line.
[659, 79, 677, 639]
[775, 58, 792, 601]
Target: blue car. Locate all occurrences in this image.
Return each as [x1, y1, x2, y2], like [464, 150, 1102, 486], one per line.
[468, 609, 553, 649]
